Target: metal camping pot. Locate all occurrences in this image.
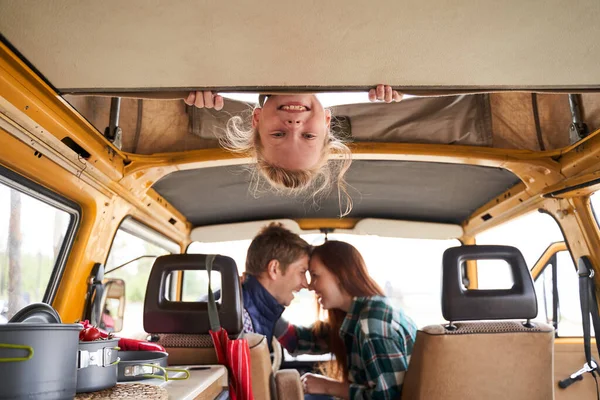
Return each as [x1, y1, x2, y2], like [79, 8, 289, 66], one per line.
[0, 323, 82, 400]
[76, 338, 120, 393]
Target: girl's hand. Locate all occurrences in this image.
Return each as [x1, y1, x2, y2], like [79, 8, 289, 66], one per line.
[368, 84, 403, 103]
[184, 91, 224, 111]
[301, 372, 350, 398]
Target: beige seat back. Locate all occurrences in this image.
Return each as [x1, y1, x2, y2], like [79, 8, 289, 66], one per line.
[402, 245, 555, 400]
[156, 332, 274, 399]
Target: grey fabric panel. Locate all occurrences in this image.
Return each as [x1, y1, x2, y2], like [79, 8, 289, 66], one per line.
[332, 95, 492, 146]
[191, 95, 492, 147]
[189, 99, 253, 139]
[152, 161, 520, 227]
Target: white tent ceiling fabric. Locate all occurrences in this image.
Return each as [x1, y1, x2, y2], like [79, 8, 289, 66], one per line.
[1, 1, 600, 90]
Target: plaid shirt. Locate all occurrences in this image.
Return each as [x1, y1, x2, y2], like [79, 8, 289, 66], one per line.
[289, 296, 417, 400]
[242, 308, 255, 333]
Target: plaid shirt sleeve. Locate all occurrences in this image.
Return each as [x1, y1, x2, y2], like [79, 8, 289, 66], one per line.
[348, 302, 416, 399]
[279, 324, 330, 355]
[242, 308, 254, 333]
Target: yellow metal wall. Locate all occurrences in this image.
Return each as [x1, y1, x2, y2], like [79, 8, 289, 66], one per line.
[0, 43, 189, 321]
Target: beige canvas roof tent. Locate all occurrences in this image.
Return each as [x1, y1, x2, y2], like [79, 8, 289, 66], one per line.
[2, 0, 600, 155]
[1, 0, 599, 91]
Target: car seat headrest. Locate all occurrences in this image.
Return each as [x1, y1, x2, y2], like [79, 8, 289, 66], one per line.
[144, 254, 243, 335]
[442, 245, 537, 322]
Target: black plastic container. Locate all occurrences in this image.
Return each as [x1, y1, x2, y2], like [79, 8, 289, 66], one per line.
[76, 338, 120, 393]
[0, 323, 82, 400]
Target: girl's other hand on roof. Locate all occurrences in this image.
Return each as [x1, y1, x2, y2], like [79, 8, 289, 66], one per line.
[184, 91, 224, 111]
[368, 84, 403, 103]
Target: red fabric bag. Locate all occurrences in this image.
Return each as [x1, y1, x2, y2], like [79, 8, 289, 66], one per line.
[206, 254, 254, 400]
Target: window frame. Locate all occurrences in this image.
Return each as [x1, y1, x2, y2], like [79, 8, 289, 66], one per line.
[588, 192, 600, 241]
[107, 216, 181, 258]
[0, 164, 81, 303]
[101, 216, 179, 334]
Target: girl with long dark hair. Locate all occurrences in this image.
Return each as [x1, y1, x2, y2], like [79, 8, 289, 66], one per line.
[279, 240, 417, 399]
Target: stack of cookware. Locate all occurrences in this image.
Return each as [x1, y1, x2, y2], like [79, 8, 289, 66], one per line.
[0, 303, 187, 399]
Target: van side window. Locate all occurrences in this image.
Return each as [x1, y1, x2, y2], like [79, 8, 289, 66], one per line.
[104, 222, 173, 337]
[0, 176, 77, 322]
[475, 211, 563, 288]
[476, 211, 564, 267]
[534, 250, 583, 336]
[475, 210, 584, 335]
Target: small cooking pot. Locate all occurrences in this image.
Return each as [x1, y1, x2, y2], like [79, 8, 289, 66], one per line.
[0, 323, 82, 400]
[76, 338, 120, 393]
[117, 351, 189, 382]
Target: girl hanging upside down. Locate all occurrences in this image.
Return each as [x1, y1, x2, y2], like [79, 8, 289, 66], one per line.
[185, 85, 402, 216]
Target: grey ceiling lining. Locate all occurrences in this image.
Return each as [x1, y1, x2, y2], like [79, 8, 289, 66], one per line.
[152, 161, 521, 227]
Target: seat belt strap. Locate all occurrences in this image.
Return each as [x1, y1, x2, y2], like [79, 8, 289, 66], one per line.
[578, 257, 600, 400]
[579, 257, 600, 365]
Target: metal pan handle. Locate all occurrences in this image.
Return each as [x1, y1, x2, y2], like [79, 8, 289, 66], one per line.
[78, 346, 120, 369]
[138, 363, 168, 381]
[127, 363, 190, 381]
[164, 367, 190, 381]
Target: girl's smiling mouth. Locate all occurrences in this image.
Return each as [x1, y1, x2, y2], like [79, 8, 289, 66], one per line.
[279, 103, 311, 112]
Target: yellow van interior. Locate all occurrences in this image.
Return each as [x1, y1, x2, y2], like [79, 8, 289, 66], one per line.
[2, 1, 600, 399]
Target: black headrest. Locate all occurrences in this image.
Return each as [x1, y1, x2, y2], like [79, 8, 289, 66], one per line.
[144, 254, 243, 335]
[442, 245, 537, 322]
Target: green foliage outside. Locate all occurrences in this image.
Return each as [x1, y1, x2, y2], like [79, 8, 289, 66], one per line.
[0, 250, 56, 308]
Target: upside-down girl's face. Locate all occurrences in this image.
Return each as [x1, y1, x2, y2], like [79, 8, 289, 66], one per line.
[253, 94, 331, 171]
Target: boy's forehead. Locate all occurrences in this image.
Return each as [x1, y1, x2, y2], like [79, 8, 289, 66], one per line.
[289, 254, 309, 269]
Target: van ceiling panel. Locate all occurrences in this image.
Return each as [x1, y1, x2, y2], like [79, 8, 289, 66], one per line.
[1, 1, 599, 91]
[152, 160, 521, 226]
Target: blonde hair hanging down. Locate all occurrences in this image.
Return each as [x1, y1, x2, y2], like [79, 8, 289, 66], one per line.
[220, 109, 353, 217]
